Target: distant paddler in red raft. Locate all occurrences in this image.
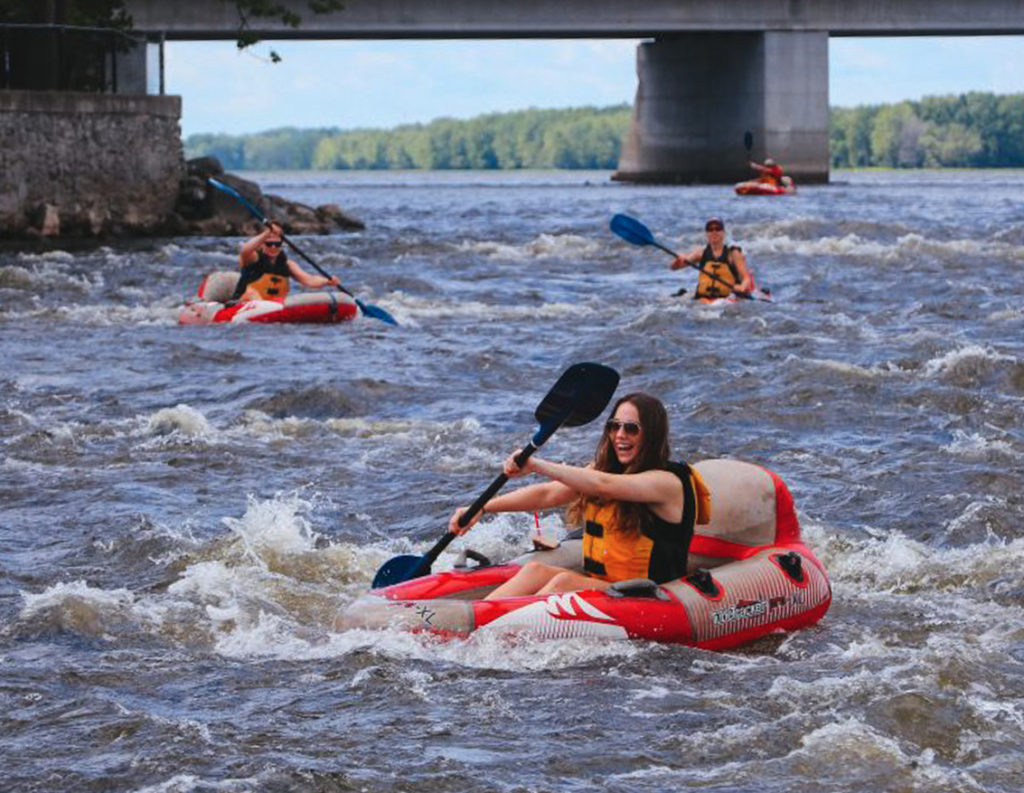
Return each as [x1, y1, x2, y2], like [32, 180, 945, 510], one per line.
[179, 221, 359, 325]
[178, 178, 398, 326]
[609, 214, 772, 303]
[735, 157, 797, 195]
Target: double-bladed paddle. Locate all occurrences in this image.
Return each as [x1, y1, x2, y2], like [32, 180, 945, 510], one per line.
[609, 213, 772, 302]
[371, 362, 621, 589]
[207, 177, 398, 325]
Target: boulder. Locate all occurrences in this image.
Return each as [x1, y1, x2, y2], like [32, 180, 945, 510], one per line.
[171, 156, 366, 236]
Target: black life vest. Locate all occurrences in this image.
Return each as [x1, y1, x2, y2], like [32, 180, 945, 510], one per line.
[232, 250, 291, 301]
[581, 461, 711, 583]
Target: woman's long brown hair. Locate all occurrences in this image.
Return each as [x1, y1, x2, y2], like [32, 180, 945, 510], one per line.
[565, 392, 672, 536]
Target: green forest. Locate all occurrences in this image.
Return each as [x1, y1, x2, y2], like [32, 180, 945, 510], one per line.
[184, 93, 1024, 170]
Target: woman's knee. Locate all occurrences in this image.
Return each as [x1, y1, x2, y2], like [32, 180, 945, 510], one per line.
[540, 570, 584, 593]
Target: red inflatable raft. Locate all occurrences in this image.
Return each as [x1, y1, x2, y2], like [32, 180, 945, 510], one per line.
[338, 459, 831, 650]
[734, 178, 796, 196]
[178, 270, 358, 325]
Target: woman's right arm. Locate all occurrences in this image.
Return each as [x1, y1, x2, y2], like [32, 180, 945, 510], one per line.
[671, 248, 700, 270]
[449, 480, 576, 535]
[239, 227, 270, 266]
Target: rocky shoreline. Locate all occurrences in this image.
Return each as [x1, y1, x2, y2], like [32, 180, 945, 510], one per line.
[2, 156, 364, 247]
[173, 157, 365, 237]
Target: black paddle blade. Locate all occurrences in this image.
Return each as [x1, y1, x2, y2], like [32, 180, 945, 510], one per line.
[534, 362, 620, 432]
[744, 131, 754, 151]
[610, 214, 656, 247]
[369, 362, 618, 589]
[371, 553, 426, 589]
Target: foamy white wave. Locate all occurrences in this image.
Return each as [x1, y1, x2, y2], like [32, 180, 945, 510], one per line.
[19, 579, 139, 638]
[21, 579, 135, 617]
[129, 773, 259, 793]
[456, 232, 603, 261]
[942, 430, 1019, 460]
[388, 292, 586, 321]
[2, 300, 181, 327]
[828, 525, 1024, 596]
[793, 355, 901, 379]
[743, 226, 1024, 262]
[6, 407, 86, 447]
[147, 404, 213, 438]
[988, 304, 1024, 321]
[234, 410, 482, 444]
[791, 719, 980, 789]
[0, 260, 103, 293]
[221, 493, 323, 561]
[921, 343, 1017, 377]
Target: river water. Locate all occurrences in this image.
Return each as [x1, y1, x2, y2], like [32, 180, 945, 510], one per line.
[2, 169, 1023, 793]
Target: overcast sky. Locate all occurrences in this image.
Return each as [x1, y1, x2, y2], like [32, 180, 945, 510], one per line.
[163, 36, 1024, 137]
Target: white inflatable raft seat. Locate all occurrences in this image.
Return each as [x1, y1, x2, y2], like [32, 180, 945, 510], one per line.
[689, 459, 802, 573]
[452, 548, 493, 570]
[197, 270, 241, 303]
[284, 291, 355, 309]
[510, 538, 585, 571]
[608, 578, 670, 600]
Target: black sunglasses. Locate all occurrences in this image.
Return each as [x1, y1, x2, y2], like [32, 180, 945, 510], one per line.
[706, 225, 724, 232]
[605, 419, 641, 437]
[265, 240, 283, 248]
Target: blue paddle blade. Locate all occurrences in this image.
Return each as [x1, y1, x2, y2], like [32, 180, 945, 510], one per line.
[355, 299, 399, 326]
[372, 554, 427, 589]
[610, 214, 656, 247]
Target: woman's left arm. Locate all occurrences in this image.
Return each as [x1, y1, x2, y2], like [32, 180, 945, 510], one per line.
[287, 261, 338, 289]
[526, 457, 678, 507]
[730, 248, 753, 293]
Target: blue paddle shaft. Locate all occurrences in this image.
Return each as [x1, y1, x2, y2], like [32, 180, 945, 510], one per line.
[206, 178, 398, 325]
[610, 213, 758, 301]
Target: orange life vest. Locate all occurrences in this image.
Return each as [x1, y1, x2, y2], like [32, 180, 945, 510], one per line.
[695, 245, 741, 300]
[234, 250, 291, 301]
[581, 462, 711, 583]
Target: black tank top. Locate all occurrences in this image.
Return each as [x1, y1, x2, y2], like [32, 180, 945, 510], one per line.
[230, 250, 290, 301]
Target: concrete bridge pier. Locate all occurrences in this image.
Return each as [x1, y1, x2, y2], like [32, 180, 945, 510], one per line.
[613, 31, 830, 184]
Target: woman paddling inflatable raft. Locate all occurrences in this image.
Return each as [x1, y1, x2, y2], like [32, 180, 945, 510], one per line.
[339, 388, 830, 650]
[671, 217, 766, 303]
[178, 222, 359, 325]
[735, 159, 796, 195]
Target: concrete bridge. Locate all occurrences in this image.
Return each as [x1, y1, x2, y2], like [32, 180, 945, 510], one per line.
[127, 0, 1024, 183]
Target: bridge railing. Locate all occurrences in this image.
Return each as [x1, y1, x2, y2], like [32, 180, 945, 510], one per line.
[0, 23, 146, 93]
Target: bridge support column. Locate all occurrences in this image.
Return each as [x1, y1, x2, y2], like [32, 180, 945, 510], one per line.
[613, 31, 829, 184]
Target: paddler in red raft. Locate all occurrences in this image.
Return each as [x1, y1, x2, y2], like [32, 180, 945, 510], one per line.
[748, 157, 785, 187]
[671, 217, 754, 301]
[229, 221, 339, 304]
[448, 392, 712, 598]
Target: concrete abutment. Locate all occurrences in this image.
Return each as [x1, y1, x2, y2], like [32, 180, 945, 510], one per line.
[614, 32, 830, 184]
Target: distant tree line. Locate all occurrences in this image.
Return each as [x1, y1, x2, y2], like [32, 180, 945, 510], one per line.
[184, 93, 1024, 170]
[185, 105, 632, 170]
[831, 92, 1024, 168]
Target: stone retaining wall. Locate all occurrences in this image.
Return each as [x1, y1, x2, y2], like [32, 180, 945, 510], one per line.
[0, 90, 183, 238]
